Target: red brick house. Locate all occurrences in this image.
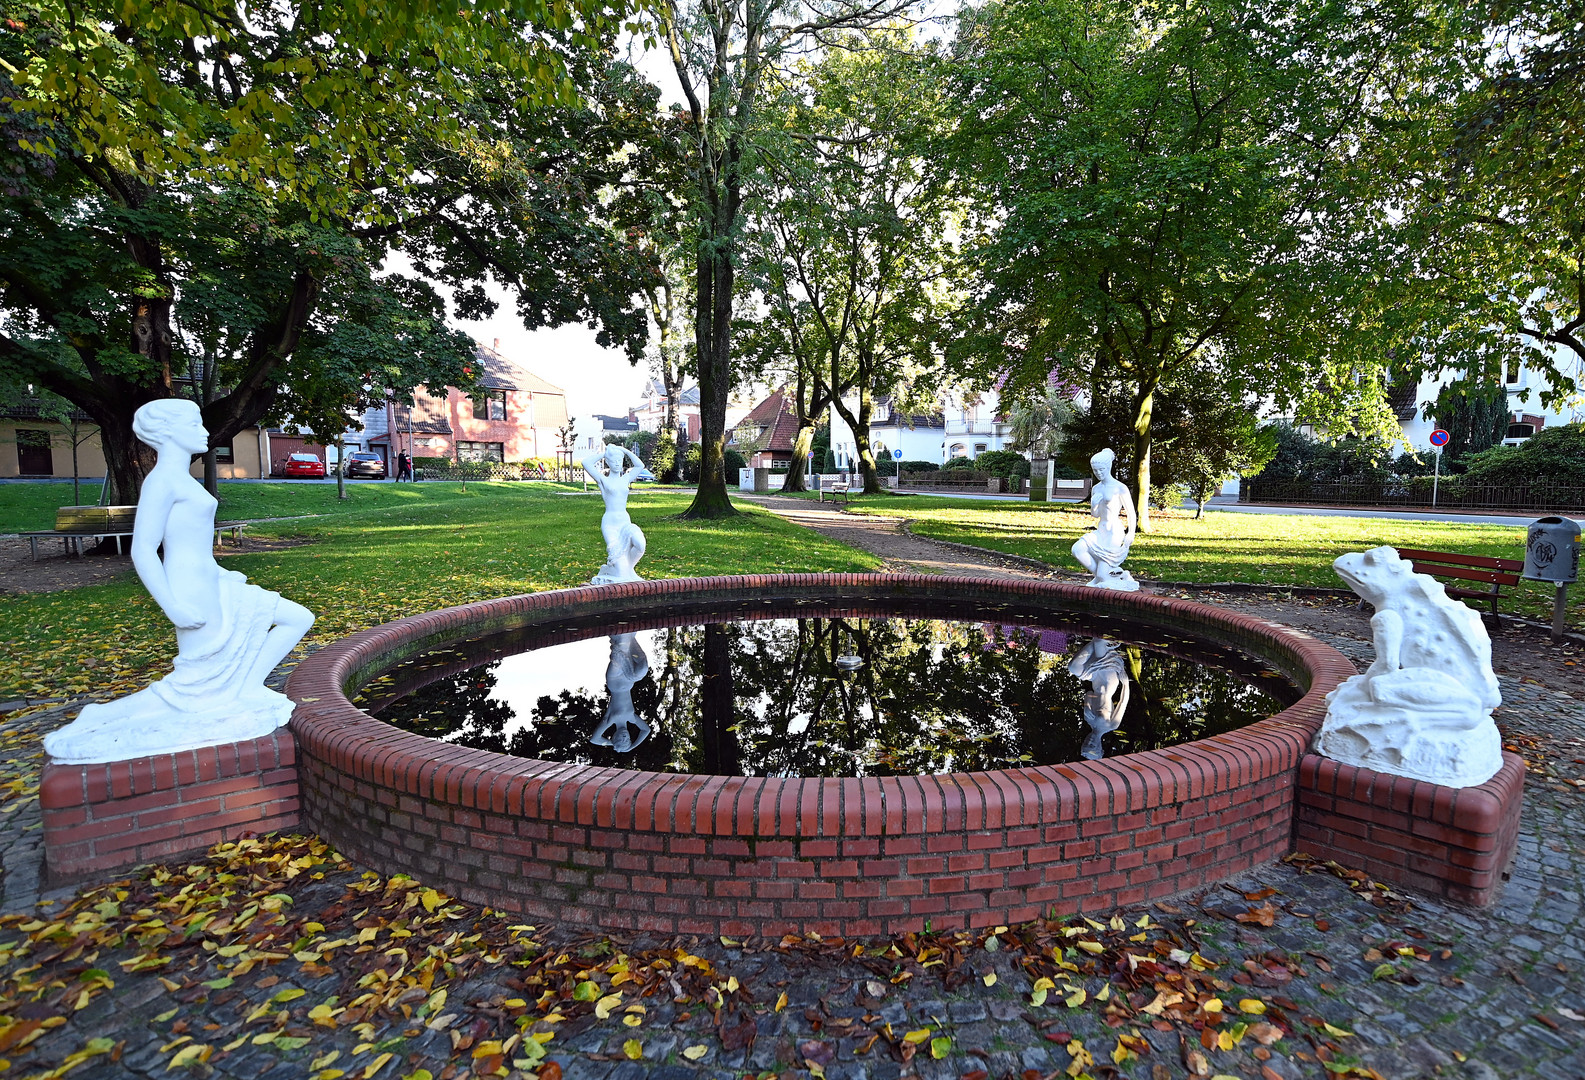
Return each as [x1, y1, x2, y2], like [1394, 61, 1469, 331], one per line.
[728, 389, 801, 468]
[371, 342, 570, 464]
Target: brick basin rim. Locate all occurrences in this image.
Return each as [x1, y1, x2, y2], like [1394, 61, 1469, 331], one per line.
[285, 573, 1355, 836]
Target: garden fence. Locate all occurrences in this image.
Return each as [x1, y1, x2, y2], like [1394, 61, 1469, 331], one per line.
[1242, 478, 1585, 514]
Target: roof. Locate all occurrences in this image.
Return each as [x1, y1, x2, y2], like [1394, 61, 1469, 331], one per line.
[594, 414, 639, 431]
[641, 379, 701, 407]
[0, 398, 94, 423]
[387, 404, 453, 435]
[473, 342, 566, 395]
[728, 390, 800, 453]
[873, 396, 944, 428]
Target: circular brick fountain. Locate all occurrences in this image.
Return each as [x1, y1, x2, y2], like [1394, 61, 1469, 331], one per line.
[285, 574, 1356, 936]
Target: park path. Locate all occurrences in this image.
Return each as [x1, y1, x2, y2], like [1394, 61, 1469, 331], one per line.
[735, 493, 1079, 581]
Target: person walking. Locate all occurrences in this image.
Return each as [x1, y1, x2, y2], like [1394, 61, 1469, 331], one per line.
[396, 450, 413, 482]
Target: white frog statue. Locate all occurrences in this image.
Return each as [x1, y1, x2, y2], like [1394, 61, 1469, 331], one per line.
[1313, 546, 1503, 788]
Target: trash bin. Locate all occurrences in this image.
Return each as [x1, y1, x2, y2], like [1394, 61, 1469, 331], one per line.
[1524, 516, 1581, 640]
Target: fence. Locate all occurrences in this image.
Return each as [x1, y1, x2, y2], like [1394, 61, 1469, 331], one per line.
[1242, 478, 1585, 513]
[414, 461, 583, 483]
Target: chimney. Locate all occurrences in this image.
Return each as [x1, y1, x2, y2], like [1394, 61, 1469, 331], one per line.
[492, 337, 500, 352]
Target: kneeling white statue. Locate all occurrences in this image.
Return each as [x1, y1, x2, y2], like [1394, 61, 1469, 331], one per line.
[1071, 448, 1139, 591]
[1068, 639, 1131, 760]
[588, 632, 652, 753]
[1313, 546, 1503, 788]
[43, 400, 314, 765]
[583, 445, 649, 585]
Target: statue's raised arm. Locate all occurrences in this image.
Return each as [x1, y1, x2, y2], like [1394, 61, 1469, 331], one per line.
[587, 444, 648, 585]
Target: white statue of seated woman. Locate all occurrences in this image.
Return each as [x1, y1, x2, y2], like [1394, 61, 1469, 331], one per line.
[1071, 448, 1139, 591]
[42, 400, 315, 765]
[588, 632, 652, 753]
[583, 444, 649, 584]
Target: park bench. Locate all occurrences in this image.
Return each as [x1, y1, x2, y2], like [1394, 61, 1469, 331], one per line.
[817, 476, 850, 504]
[21, 505, 247, 560]
[1394, 547, 1525, 616]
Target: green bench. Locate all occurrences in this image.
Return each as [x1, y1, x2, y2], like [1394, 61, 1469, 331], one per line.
[22, 505, 246, 560]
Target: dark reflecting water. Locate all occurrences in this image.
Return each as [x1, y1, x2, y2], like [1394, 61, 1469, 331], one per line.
[355, 607, 1299, 778]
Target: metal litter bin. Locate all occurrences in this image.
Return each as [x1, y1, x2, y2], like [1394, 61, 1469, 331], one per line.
[1524, 516, 1580, 639]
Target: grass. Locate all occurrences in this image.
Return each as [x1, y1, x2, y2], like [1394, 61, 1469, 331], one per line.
[0, 483, 880, 701]
[828, 494, 1576, 623]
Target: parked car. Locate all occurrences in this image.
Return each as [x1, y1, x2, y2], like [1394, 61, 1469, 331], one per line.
[343, 451, 387, 479]
[283, 453, 326, 478]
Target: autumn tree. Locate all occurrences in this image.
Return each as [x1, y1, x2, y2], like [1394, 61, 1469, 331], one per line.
[650, 0, 918, 517]
[0, 0, 652, 501]
[947, 0, 1438, 529]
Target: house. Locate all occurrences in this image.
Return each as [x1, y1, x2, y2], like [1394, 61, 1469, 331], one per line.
[633, 379, 759, 443]
[827, 395, 947, 469]
[728, 389, 802, 468]
[1394, 350, 1585, 452]
[941, 390, 1015, 461]
[355, 340, 570, 466]
[1, 397, 271, 482]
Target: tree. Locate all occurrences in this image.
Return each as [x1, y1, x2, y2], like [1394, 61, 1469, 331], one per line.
[1006, 385, 1075, 459]
[1431, 381, 1509, 463]
[947, 0, 1435, 529]
[1, 5, 655, 501]
[744, 34, 961, 495]
[650, 0, 916, 518]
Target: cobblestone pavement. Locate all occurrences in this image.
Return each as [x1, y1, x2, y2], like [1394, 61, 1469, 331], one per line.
[2, 596, 1583, 1078]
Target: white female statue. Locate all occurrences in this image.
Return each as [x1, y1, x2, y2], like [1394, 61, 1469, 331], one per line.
[588, 632, 652, 753]
[583, 444, 650, 584]
[1070, 448, 1139, 591]
[43, 400, 315, 765]
[1068, 639, 1131, 760]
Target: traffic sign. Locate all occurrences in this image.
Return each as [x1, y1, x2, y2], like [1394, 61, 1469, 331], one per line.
[892, 449, 904, 460]
[1429, 428, 1450, 448]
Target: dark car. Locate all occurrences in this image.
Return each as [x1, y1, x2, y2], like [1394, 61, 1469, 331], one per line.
[343, 451, 387, 479]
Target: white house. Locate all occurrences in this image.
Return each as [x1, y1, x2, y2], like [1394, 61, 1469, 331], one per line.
[941, 390, 1015, 461]
[828, 395, 947, 468]
[1396, 346, 1585, 454]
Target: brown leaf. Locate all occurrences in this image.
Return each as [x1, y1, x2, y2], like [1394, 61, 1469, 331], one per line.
[721, 1018, 756, 1053]
[960, 1072, 988, 1080]
[1315, 919, 1331, 932]
[1243, 887, 1279, 901]
[1248, 1023, 1283, 1045]
[799, 1041, 835, 1066]
[1236, 903, 1278, 927]
[1185, 1048, 1211, 1076]
[539, 1063, 563, 1080]
[1153, 1068, 1173, 1080]
[1200, 1026, 1218, 1050]
[1262, 1067, 1284, 1080]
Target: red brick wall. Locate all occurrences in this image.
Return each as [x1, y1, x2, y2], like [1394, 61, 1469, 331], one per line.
[1294, 752, 1525, 906]
[41, 732, 300, 885]
[287, 575, 1357, 937]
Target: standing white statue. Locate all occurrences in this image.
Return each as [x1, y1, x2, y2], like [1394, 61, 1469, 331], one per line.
[588, 633, 652, 753]
[1068, 639, 1131, 760]
[583, 445, 649, 585]
[1070, 448, 1139, 591]
[1313, 547, 1504, 788]
[43, 400, 315, 765]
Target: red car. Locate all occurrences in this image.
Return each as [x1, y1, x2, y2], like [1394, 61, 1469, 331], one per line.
[283, 452, 326, 478]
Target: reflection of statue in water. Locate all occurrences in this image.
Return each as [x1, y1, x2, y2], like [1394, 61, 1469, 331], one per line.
[588, 633, 652, 753]
[1068, 639, 1131, 760]
[1070, 448, 1138, 591]
[43, 400, 315, 765]
[1314, 547, 1504, 787]
[583, 444, 650, 585]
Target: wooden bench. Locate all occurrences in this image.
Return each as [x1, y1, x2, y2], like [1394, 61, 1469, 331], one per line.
[1394, 548, 1525, 615]
[817, 477, 850, 504]
[22, 506, 246, 560]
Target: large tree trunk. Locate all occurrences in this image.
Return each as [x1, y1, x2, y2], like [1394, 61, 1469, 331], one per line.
[683, 248, 737, 518]
[832, 391, 883, 495]
[783, 424, 816, 492]
[1131, 382, 1155, 533]
[98, 409, 160, 505]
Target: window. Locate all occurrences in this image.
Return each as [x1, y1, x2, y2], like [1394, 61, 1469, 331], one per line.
[214, 442, 234, 462]
[16, 429, 52, 475]
[456, 441, 504, 463]
[1506, 423, 1535, 440]
[1505, 358, 1521, 385]
[974, 443, 987, 454]
[471, 390, 507, 421]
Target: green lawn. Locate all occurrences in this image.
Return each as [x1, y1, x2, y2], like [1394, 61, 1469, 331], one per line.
[832, 495, 1570, 621]
[0, 483, 880, 701]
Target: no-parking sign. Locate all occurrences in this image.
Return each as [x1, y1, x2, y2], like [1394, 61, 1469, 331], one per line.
[1430, 428, 1450, 448]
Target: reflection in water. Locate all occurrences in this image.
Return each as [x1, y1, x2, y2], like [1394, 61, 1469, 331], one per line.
[358, 615, 1295, 779]
[588, 633, 652, 753]
[1068, 639, 1131, 760]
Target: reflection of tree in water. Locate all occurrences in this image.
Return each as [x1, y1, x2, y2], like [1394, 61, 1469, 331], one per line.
[371, 618, 1283, 778]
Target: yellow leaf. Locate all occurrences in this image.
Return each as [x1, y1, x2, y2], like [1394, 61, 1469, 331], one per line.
[571, 981, 600, 1002]
[1030, 988, 1048, 1007]
[1096, 984, 1110, 1002]
[503, 998, 527, 1008]
[726, 976, 739, 993]
[1238, 999, 1267, 1014]
[1032, 977, 1055, 991]
[594, 994, 623, 1020]
[623, 1014, 642, 1027]
[1111, 1038, 1136, 1065]
[719, 937, 740, 947]
[775, 992, 788, 1012]
[902, 1029, 931, 1044]
[363, 1052, 394, 1077]
[273, 988, 307, 1003]
[1064, 987, 1086, 1008]
[311, 1051, 341, 1070]
[472, 1041, 503, 1058]
[1217, 1029, 1236, 1051]
[1202, 998, 1224, 1014]
[622, 1039, 643, 1060]
[167, 1044, 211, 1070]
[982, 973, 997, 987]
[682, 1046, 708, 1061]
[1076, 941, 1104, 955]
[1323, 1022, 1355, 1038]
[421, 888, 442, 913]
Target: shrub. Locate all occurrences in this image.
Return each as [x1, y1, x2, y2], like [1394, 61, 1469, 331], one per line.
[724, 448, 747, 477]
[974, 449, 1031, 481]
[413, 456, 450, 468]
[1461, 423, 1585, 487]
[942, 455, 976, 471]
[899, 459, 939, 474]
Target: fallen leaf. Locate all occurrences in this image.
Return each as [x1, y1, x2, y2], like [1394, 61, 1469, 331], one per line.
[682, 1046, 709, 1061]
[982, 973, 997, 987]
[622, 1039, 642, 1060]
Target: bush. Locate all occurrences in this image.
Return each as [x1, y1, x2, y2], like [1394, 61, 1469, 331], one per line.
[898, 459, 939, 474]
[724, 448, 747, 477]
[942, 455, 976, 471]
[413, 456, 450, 468]
[1461, 423, 1585, 487]
[974, 449, 1031, 481]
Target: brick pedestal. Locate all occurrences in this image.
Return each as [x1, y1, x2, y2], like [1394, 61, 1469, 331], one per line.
[1294, 751, 1526, 906]
[41, 731, 300, 886]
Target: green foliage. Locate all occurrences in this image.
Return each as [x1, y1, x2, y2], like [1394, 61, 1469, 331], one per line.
[723, 449, 748, 477]
[972, 450, 1031, 482]
[1006, 388, 1074, 459]
[1460, 424, 1585, 487]
[1431, 381, 1510, 463]
[942, 456, 977, 471]
[898, 460, 939, 474]
[1250, 424, 1391, 485]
